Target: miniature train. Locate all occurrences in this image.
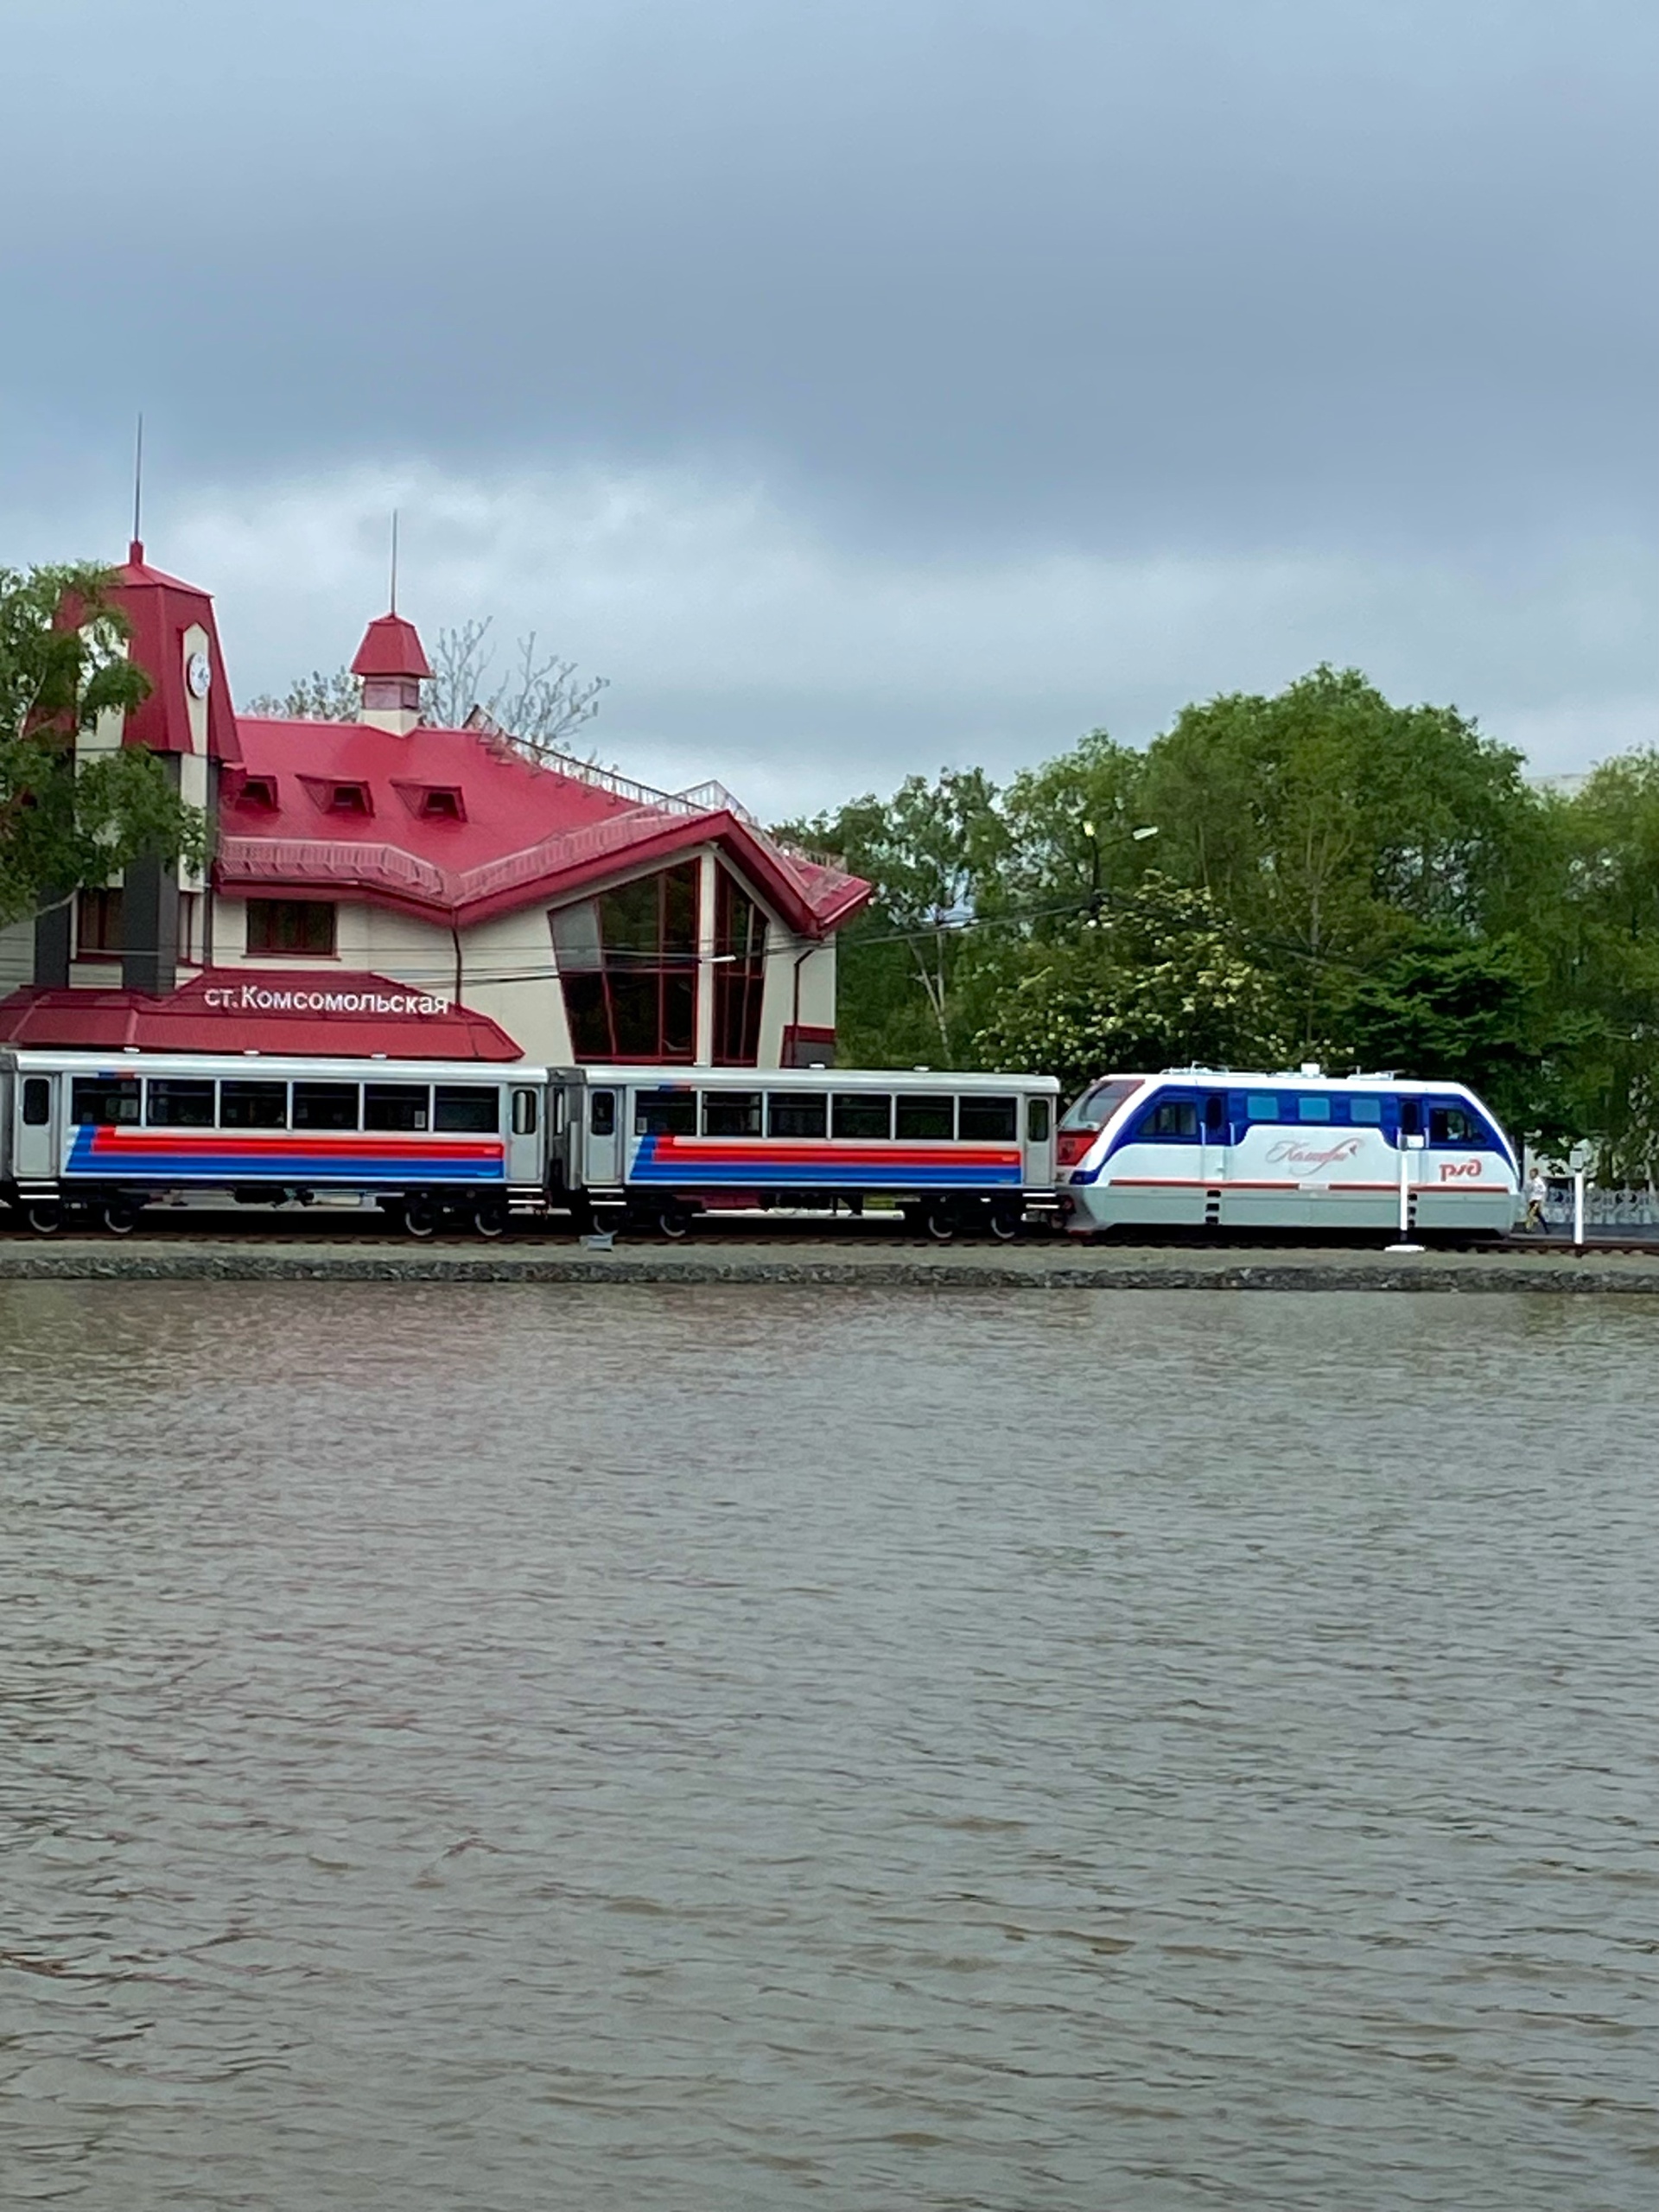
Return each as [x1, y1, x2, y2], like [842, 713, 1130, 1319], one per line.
[0, 1050, 1059, 1239]
[0, 1050, 1521, 1238]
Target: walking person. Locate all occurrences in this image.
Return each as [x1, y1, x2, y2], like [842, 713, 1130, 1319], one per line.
[1524, 1169, 1548, 1233]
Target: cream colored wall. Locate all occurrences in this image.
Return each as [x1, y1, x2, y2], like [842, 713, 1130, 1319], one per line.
[756, 932, 836, 1064]
[0, 916, 34, 993]
[457, 909, 573, 1065]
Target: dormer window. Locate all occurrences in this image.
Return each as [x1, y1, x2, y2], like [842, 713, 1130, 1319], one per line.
[391, 779, 467, 823]
[235, 775, 279, 811]
[327, 782, 372, 817]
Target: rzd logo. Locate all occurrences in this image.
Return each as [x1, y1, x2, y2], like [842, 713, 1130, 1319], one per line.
[1440, 1158, 1483, 1180]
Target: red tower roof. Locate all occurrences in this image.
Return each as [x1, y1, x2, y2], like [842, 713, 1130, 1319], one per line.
[350, 612, 432, 680]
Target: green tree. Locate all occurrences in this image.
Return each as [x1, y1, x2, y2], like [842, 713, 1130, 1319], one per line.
[972, 874, 1288, 1099]
[1544, 755, 1659, 1179]
[1, 564, 207, 931]
[1139, 665, 1546, 1049]
[781, 768, 1005, 1065]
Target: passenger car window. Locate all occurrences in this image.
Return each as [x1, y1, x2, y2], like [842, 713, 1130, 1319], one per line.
[146, 1078, 216, 1127]
[832, 1093, 892, 1140]
[1027, 1096, 1051, 1142]
[292, 1083, 359, 1130]
[512, 1088, 539, 1136]
[590, 1090, 616, 1136]
[635, 1089, 697, 1136]
[435, 1085, 499, 1134]
[960, 1096, 1018, 1142]
[364, 1084, 429, 1131]
[1350, 1097, 1382, 1124]
[1298, 1095, 1331, 1122]
[220, 1081, 288, 1128]
[768, 1092, 827, 1138]
[22, 1077, 50, 1126]
[1246, 1094, 1278, 1122]
[70, 1076, 140, 1126]
[896, 1095, 954, 1140]
[703, 1092, 762, 1136]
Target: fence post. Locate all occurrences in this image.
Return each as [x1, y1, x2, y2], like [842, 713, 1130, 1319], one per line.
[1573, 1168, 1586, 1254]
[1386, 1142, 1424, 1254]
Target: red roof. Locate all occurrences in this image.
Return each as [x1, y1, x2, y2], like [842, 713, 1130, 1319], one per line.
[108, 542, 243, 764]
[218, 716, 870, 938]
[0, 970, 521, 1060]
[351, 613, 433, 680]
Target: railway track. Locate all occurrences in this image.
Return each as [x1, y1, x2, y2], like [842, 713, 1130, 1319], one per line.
[2, 1203, 1650, 1256]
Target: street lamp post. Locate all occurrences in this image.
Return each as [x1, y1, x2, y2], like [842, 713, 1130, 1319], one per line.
[1081, 818, 1158, 921]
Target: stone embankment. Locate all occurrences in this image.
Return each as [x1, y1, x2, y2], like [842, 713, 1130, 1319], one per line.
[3, 1235, 1658, 1292]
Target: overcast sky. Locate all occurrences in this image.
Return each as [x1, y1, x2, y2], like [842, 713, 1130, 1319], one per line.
[2, 0, 1653, 812]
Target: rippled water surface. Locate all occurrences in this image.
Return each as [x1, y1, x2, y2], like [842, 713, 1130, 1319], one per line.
[2, 1283, 1656, 2210]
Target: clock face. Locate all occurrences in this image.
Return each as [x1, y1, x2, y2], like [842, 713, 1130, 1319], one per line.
[186, 650, 212, 700]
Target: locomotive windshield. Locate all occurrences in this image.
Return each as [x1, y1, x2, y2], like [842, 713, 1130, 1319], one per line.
[1060, 1078, 1140, 1131]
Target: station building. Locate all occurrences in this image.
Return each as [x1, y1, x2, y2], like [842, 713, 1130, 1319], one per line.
[0, 543, 869, 1065]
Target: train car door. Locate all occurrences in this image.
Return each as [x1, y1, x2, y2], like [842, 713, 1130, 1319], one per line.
[506, 1082, 543, 1185]
[14, 1070, 60, 1185]
[586, 1084, 620, 1186]
[1024, 1089, 1055, 1188]
[1200, 1089, 1229, 1202]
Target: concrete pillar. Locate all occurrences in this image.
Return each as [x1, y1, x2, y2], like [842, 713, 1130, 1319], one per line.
[695, 849, 718, 1065]
[32, 900, 71, 988]
[122, 755, 182, 996]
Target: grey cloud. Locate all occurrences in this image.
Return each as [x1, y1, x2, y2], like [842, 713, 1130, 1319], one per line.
[0, 0, 1652, 795]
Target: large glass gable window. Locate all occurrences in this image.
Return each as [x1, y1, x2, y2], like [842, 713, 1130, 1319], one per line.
[554, 863, 698, 1061]
[715, 871, 767, 1065]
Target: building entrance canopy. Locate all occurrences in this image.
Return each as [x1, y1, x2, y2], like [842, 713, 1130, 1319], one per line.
[0, 969, 522, 1061]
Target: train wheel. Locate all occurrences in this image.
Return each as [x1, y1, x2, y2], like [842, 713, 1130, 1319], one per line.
[655, 1205, 690, 1241]
[26, 1202, 64, 1237]
[988, 1203, 1022, 1243]
[473, 1198, 509, 1239]
[101, 1198, 140, 1236]
[922, 1202, 957, 1243]
[403, 1196, 440, 1239]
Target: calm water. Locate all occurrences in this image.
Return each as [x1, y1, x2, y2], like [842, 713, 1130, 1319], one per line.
[1, 1283, 1655, 2211]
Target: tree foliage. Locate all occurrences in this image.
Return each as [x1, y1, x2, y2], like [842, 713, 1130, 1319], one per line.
[801, 666, 1659, 1167]
[1, 564, 207, 931]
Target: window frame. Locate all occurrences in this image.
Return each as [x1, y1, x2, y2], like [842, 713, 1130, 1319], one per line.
[245, 899, 338, 958]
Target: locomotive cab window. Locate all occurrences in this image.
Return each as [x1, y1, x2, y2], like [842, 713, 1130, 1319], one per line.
[1204, 1093, 1226, 1133]
[958, 1096, 1018, 1142]
[365, 1084, 429, 1131]
[22, 1077, 51, 1126]
[293, 1082, 359, 1130]
[703, 1091, 761, 1136]
[1141, 1097, 1198, 1141]
[832, 1093, 892, 1140]
[435, 1085, 499, 1133]
[895, 1095, 954, 1140]
[146, 1078, 216, 1128]
[635, 1089, 697, 1136]
[1430, 1104, 1478, 1145]
[768, 1092, 827, 1138]
[71, 1076, 140, 1126]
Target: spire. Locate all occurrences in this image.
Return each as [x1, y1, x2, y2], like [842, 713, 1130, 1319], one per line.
[351, 610, 431, 734]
